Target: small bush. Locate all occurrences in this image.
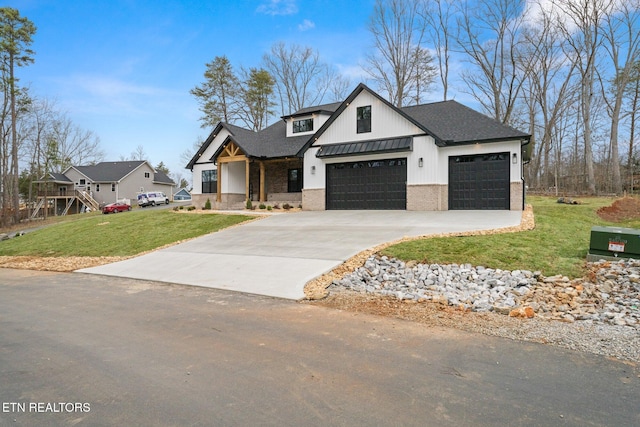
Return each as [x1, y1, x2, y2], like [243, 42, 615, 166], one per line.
[179, 205, 184, 210]
[283, 203, 291, 210]
[246, 199, 253, 210]
[187, 206, 196, 211]
[273, 203, 280, 209]
[259, 204, 266, 210]
[267, 205, 272, 211]
[204, 199, 212, 210]
[173, 206, 179, 211]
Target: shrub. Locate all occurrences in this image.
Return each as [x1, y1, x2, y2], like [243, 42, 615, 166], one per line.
[259, 203, 266, 210]
[173, 206, 179, 211]
[204, 199, 212, 210]
[179, 205, 184, 210]
[283, 203, 291, 210]
[187, 206, 196, 211]
[267, 205, 272, 211]
[273, 203, 280, 209]
[246, 199, 253, 210]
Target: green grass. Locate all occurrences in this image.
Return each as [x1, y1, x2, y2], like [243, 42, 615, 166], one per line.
[382, 196, 638, 279]
[0, 210, 252, 257]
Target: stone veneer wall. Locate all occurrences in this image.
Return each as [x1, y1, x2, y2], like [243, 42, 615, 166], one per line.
[191, 193, 245, 210]
[406, 185, 447, 211]
[510, 181, 524, 211]
[302, 188, 325, 210]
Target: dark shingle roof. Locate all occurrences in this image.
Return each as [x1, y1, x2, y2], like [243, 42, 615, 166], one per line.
[402, 101, 529, 146]
[282, 102, 342, 119]
[210, 121, 309, 160]
[75, 161, 147, 182]
[73, 161, 174, 185]
[153, 169, 175, 184]
[35, 172, 72, 183]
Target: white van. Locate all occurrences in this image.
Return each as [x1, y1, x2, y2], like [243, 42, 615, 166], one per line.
[137, 192, 169, 207]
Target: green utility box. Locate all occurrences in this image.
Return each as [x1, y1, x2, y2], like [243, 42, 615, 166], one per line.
[588, 226, 640, 261]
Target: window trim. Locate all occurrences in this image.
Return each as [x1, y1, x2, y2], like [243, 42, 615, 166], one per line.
[202, 169, 218, 194]
[293, 118, 313, 133]
[287, 168, 303, 193]
[357, 105, 371, 133]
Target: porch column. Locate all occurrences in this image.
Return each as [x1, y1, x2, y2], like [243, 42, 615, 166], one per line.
[259, 161, 266, 202]
[245, 159, 250, 201]
[216, 164, 222, 203]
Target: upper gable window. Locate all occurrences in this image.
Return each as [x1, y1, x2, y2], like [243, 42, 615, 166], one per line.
[357, 105, 371, 133]
[293, 118, 313, 133]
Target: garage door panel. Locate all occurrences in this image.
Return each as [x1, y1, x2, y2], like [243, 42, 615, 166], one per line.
[449, 153, 509, 210]
[326, 159, 407, 210]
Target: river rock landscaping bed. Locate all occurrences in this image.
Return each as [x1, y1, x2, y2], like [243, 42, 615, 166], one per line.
[319, 255, 640, 364]
[332, 256, 640, 328]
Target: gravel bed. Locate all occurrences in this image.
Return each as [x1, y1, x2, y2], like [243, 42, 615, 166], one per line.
[322, 256, 640, 364]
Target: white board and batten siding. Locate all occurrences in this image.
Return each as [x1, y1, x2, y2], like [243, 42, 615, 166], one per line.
[191, 128, 233, 195]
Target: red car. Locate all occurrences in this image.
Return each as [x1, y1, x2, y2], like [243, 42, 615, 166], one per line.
[102, 202, 132, 214]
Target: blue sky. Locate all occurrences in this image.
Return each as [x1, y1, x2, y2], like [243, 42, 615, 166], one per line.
[11, 0, 378, 181]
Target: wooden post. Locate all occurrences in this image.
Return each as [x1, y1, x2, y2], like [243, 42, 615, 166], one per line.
[216, 165, 222, 203]
[245, 159, 250, 201]
[259, 161, 266, 202]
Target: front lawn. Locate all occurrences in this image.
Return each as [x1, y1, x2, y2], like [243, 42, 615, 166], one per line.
[382, 196, 636, 279]
[0, 210, 252, 257]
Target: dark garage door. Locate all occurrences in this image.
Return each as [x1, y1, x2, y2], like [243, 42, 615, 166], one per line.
[449, 153, 510, 210]
[326, 158, 407, 210]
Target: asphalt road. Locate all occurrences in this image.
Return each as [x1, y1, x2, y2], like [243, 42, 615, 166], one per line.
[0, 269, 638, 427]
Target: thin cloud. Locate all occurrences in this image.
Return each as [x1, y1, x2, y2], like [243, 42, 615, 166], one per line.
[256, 0, 298, 16]
[298, 19, 315, 31]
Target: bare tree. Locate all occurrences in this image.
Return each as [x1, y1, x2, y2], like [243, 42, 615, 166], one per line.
[263, 42, 332, 114]
[421, 0, 455, 101]
[555, 0, 612, 194]
[520, 2, 578, 189]
[129, 144, 147, 162]
[365, 0, 435, 107]
[456, 0, 526, 125]
[598, 0, 640, 194]
[327, 72, 351, 102]
[49, 116, 104, 171]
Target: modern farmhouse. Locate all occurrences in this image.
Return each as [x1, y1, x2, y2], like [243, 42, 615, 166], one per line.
[187, 83, 530, 211]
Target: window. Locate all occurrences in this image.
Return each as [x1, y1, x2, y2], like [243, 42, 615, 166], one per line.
[202, 169, 217, 193]
[288, 168, 303, 193]
[357, 105, 371, 133]
[96, 184, 100, 192]
[111, 183, 116, 191]
[293, 118, 313, 133]
[79, 179, 86, 185]
[144, 172, 150, 178]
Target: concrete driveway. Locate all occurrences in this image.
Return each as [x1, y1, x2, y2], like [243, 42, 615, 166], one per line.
[78, 210, 522, 299]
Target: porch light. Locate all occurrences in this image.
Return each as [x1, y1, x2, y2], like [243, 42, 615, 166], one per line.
[512, 153, 518, 164]
[418, 157, 423, 167]
[311, 165, 316, 174]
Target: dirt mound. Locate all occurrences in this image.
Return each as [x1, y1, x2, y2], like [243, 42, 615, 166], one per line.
[597, 197, 640, 222]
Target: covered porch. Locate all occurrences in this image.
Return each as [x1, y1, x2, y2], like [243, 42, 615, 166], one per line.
[195, 141, 303, 210]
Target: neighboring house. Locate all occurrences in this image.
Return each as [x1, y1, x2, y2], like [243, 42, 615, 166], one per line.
[33, 160, 175, 217]
[174, 188, 192, 201]
[187, 83, 530, 211]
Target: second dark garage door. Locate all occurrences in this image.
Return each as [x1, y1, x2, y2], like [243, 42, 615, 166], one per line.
[326, 158, 407, 210]
[449, 152, 510, 210]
